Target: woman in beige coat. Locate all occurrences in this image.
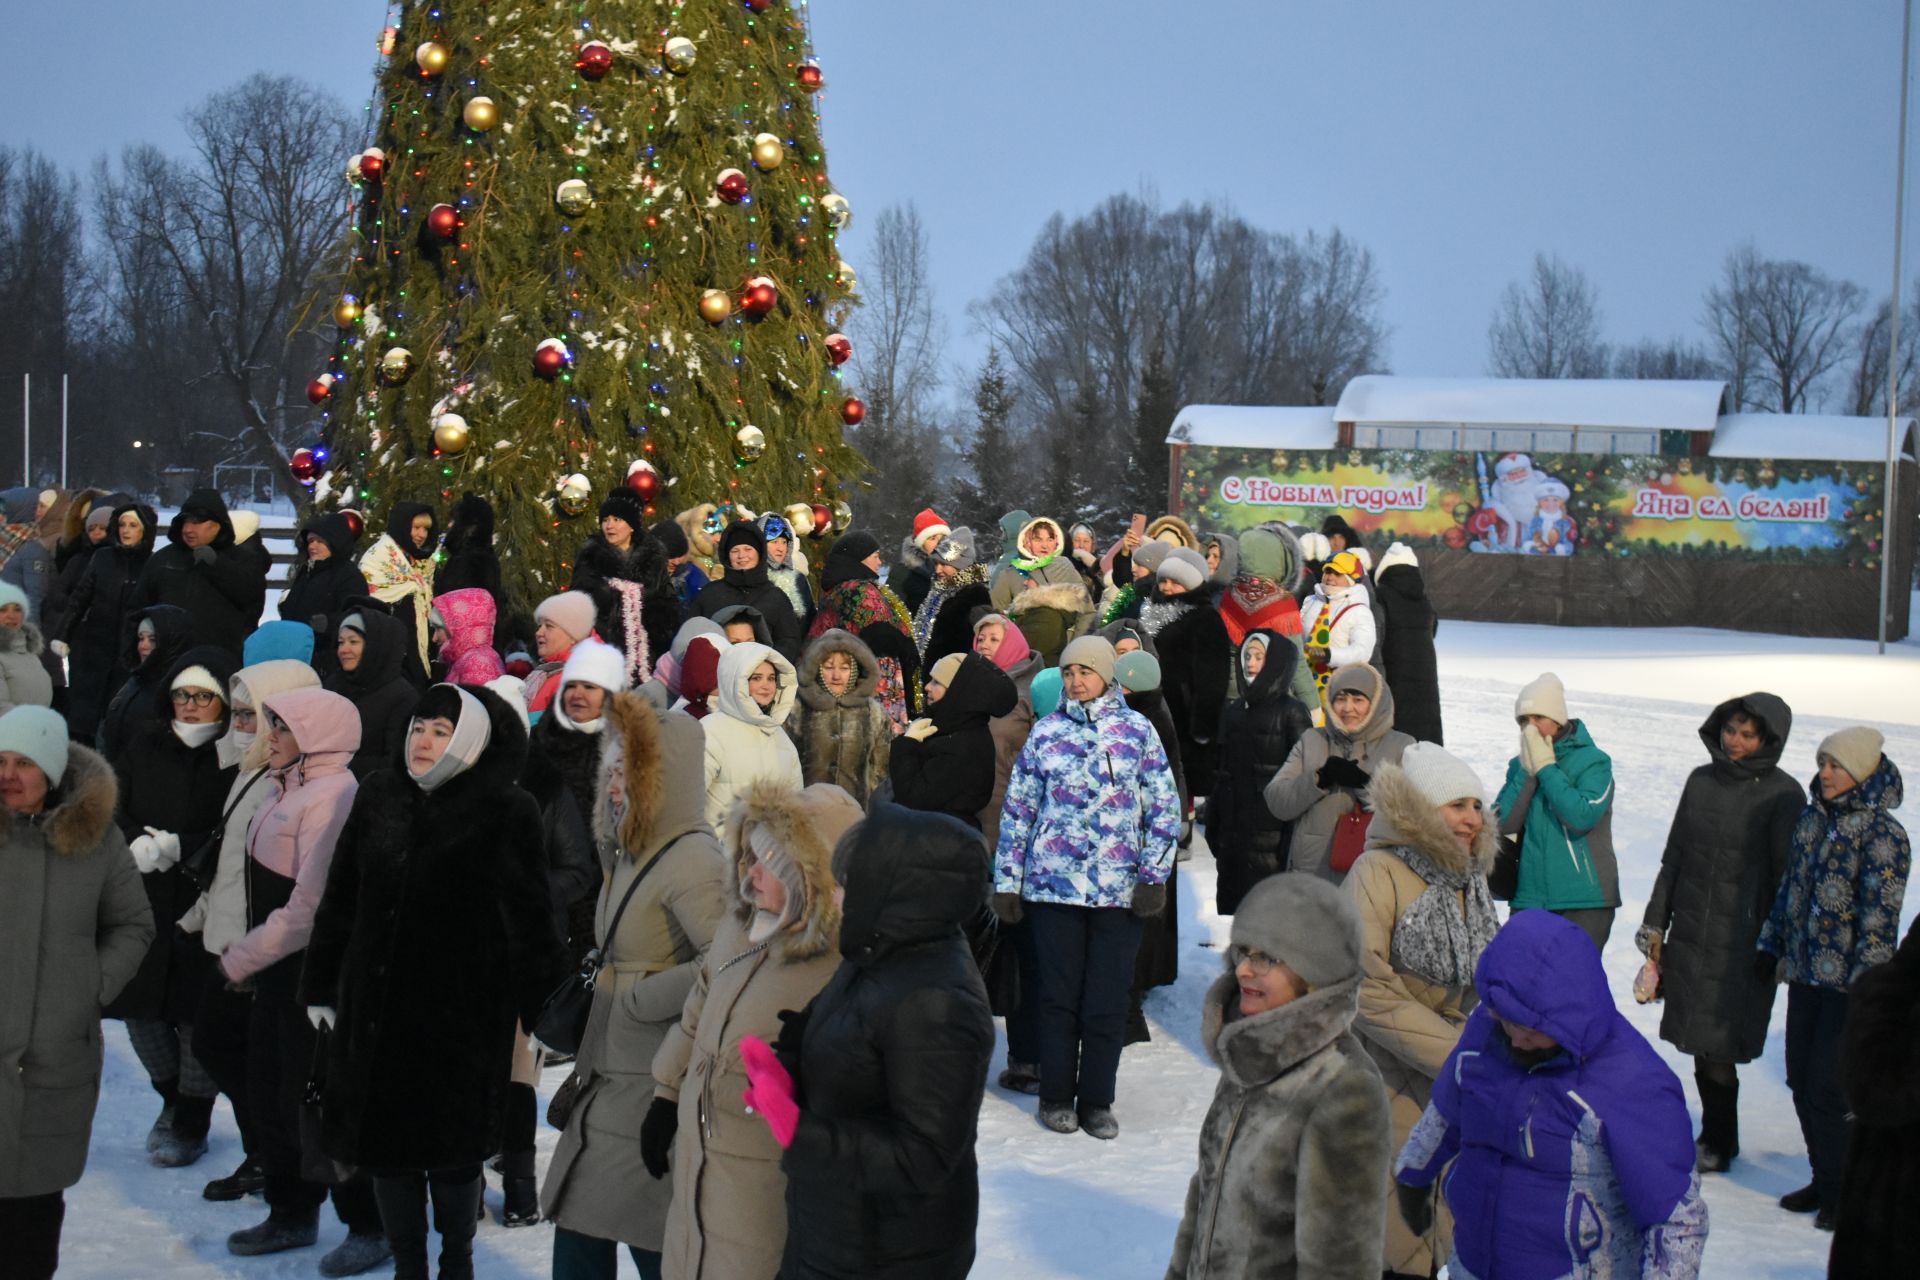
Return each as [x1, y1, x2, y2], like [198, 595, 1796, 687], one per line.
[1265, 662, 1413, 884]
[648, 778, 865, 1280]
[1341, 743, 1500, 1280]
[541, 691, 729, 1280]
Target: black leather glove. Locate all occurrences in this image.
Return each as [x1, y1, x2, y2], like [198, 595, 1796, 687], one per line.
[1395, 1179, 1435, 1236]
[991, 892, 1025, 925]
[640, 1096, 678, 1179]
[191, 545, 217, 567]
[1130, 882, 1167, 919]
[1316, 756, 1371, 791]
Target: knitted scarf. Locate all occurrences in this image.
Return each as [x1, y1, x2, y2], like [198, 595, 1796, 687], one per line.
[911, 565, 987, 656]
[1386, 845, 1500, 989]
[610, 579, 652, 687]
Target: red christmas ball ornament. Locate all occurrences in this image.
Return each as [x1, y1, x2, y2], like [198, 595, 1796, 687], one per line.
[823, 332, 852, 366]
[745, 0, 774, 11]
[533, 338, 571, 380]
[306, 374, 336, 405]
[426, 203, 459, 239]
[797, 60, 824, 93]
[576, 41, 614, 80]
[809, 503, 833, 537]
[342, 509, 366, 539]
[627, 461, 661, 503]
[840, 396, 865, 426]
[741, 277, 778, 316]
[715, 168, 750, 204]
[358, 148, 386, 182]
[289, 448, 321, 484]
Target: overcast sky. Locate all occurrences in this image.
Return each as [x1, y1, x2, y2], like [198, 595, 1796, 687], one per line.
[5, 0, 1913, 397]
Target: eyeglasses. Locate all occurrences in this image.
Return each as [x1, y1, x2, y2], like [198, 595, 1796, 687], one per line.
[170, 690, 219, 708]
[1230, 945, 1282, 976]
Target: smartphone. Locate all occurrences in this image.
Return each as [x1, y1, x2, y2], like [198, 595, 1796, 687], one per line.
[1129, 513, 1147, 538]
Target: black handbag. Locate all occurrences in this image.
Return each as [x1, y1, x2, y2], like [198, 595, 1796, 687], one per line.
[299, 1023, 355, 1186]
[532, 853, 661, 1056]
[1487, 832, 1522, 902]
[182, 767, 270, 893]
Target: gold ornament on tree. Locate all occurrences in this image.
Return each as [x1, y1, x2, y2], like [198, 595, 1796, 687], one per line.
[556, 473, 592, 516]
[332, 296, 363, 328]
[832, 501, 854, 534]
[432, 412, 471, 454]
[663, 37, 697, 74]
[818, 192, 851, 229]
[415, 41, 451, 76]
[555, 179, 594, 215]
[836, 259, 858, 292]
[751, 133, 785, 170]
[734, 424, 768, 463]
[379, 347, 416, 385]
[698, 288, 732, 323]
[463, 96, 499, 131]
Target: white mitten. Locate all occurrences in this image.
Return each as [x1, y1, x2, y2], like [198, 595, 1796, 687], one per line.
[50, 639, 69, 658]
[142, 826, 182, 871]
[1521, 725, 1556, 775]
[307, 1006, 337, 1031]
[129, 832, 163, 874]
[902, 718, 938, 742]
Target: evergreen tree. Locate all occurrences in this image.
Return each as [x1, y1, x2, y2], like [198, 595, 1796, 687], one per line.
[948, 346, 1020, 538]
[1132, 340, 1177, 516]
[312, 2, 863, 602]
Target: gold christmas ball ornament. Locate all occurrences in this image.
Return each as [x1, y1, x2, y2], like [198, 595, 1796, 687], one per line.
[555, 179, 594, 216]
[463, 96, 499, 132]
[663, 36, 697, 74]
[836, 259, 858, 293]
[698, 288, 733, 323]
[332, 296, 363, 328]
[379, 347, 416, 385]
[783, 502, 816, 537]
[733, 424, 768, 463]
[832, 500, 854, 534]
[415, 40, 451, 76]
[751, 133, 785, 170]
[556, 473, 592, 516]
[432, 412, 471, 455]
[818, 192, 851, 230]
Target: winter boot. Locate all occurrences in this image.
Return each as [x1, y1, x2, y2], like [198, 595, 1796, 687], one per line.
[1038, 1102, 1080, 1134]
[1693, 1071, 1740, 1173]
[151, 1094, 214, 1168]
[429, 1171, 484, 1280]
[499, 1150, 540, 1227]
[146, 1077, 180, 1155]
[226, 1205, 321, 1256]
[318, 1230, 394, 1277]
[996, 1061, 1041, 1095]
[371, 1174, 431, 1280]
[203, 1155, 266, 1201]
[1078, 1106, 1120, 1140]
[1779, 1183, 1821, 1213]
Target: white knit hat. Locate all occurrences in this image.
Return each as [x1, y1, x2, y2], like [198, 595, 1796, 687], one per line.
[1514, 673, 1569, 726]
[170, 664, 222, 696]
[1375, 541, 1419, 576]
[1297, 531, 1332, 562]
[534, 591, 599, 643]
[1350, 545, 1374, 573]
[484, 676, 531, 731]
[0, 705, 69, 784]
[559, 638, 627, 696]
[1397, 742, 1486, 806]
[1817, 726, 1885, 784]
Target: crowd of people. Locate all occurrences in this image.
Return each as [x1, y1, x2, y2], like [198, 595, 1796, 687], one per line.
[0, 483, 1912, 1280]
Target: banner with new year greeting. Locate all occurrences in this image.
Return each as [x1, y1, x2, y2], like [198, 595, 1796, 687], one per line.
[1177, 446, 1889, 569]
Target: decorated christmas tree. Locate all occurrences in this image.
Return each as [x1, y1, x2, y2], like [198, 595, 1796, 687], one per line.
[307, 0, 865, 601]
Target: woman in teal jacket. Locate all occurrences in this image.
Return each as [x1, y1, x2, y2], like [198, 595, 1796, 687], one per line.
[1493, 673, 1618, 948]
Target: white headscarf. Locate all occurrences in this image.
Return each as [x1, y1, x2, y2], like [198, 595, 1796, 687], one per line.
[407, 686, 493, 792]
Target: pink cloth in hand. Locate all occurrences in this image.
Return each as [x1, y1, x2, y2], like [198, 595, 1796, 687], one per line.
[739, 1034, 800, 1148]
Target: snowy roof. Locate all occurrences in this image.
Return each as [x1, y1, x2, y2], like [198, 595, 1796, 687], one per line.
[1165, 404, 1338, 449]
[1710, 413, 1916, 462]
[1333, 375, 1729, 433]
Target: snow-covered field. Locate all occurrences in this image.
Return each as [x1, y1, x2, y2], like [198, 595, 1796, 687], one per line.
[59, 614, 1920, 1278]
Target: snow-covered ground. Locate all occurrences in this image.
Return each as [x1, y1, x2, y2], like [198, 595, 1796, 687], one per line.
[59, 616, 1920, 1278]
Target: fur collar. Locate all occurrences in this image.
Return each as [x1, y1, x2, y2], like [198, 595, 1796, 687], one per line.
[1007, 580, 1091, 617]
[0, 743, 118, 857]
[0, 620, 44, 656]
[796, 629, 881, 710]
[595, 690, 711, 862]
[721, 777, 842, 962]
[1202, 971, 1363, 1089]
[1365, 762, 1497, 878]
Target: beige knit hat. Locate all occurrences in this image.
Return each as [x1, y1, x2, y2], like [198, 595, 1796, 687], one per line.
[1817, 726, 1884, 784]
[928, 653, 965, 690]
[1514, 673, 1570, 726]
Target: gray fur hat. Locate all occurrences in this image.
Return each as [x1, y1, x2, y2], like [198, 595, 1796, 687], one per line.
[1230, 872, 1363, 990]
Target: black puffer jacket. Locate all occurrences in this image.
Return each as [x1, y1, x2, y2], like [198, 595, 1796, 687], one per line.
[527, 707, 610, 964]
[1642, 693, 1804, 1063]
[1141, 588, 1231, 800]
[322, 607, 421, 779]
[776, 803, 994, 1280]
[694, 522, 803, 662]
[278, 513, 369, 652]
[62, 502, 157, 743]
[519, 738, 600, 959]
[889, 654, 1017, 829]
[1207, 630, 1314, 914]
[571, 530, 683, 674]
[1374, 563, 1441, 745]
[125, 489, 266, 659]
[104, 645, 239, 1022]
[97, 601, 196, 762]
[301, 686, 564, 1171]
[1829, 922, 1920, 1277]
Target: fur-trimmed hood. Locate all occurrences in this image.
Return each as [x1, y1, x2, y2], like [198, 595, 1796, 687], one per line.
[1005, 579, 1092, 618]
[0, 741, 118, 857]
[1364, 761, 1498, 878]
[0, 619, 44, 657]
[594, 689, 712, 863]
[713, 641, 797, 729]
[1146, 514, 1198, 549]
[720, 777, 857, 962]
[1201, 971, 1365, 1089]
[796, 628, 880, 710]
[676, 503, 719, 561]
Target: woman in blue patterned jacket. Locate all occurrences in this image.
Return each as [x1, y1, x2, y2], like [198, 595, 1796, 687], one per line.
[991, 635, 1181, 1141]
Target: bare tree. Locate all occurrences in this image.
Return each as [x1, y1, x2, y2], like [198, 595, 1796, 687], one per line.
[1844, 289, 1920, 418]
[846, 201, 946, 538]
[1611, 337, 1718, 381]
[1703, 246, 1863, 413]
[1486, 253, 1607, 379]
[0, 148, 86, 483]
[97, 74, 352, 501]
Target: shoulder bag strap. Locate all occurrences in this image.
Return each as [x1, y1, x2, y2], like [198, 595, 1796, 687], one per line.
[587, 846, 668, 985]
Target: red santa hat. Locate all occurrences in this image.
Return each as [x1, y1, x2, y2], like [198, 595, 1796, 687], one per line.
[912, 507, 952, 546]
[1494, 453, 1534, 479]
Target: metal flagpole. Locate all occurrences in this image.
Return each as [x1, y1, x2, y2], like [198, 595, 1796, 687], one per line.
[1882, 0, 1914, 655]
[20, 373, 28, 488]
[61, 373, 69, 488]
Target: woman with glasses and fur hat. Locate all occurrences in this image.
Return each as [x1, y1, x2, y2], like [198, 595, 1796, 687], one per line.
[1166, 873, 1390, 1280]
[302, 683, 565, 1280]
[570, 489, 682, 687]
[646, 779, 864, 1279]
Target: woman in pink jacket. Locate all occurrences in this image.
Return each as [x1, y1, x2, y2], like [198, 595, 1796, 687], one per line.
[434, 587, 505, 685]
[215, 688, 376, 1264]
